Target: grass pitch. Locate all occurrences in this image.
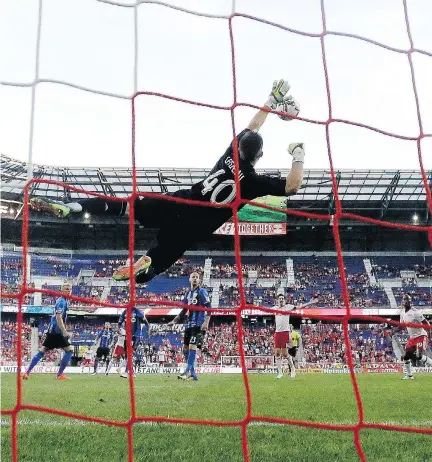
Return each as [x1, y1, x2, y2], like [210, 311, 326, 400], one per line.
[1, 373, 431, 461]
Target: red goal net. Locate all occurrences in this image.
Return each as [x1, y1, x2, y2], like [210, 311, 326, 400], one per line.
[2, 1, 432, 461]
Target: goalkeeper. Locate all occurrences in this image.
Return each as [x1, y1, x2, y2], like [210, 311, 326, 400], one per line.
[30, 80, 304, 283]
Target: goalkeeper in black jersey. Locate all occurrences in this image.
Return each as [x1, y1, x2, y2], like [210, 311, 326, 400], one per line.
[30, 79, 305, 283]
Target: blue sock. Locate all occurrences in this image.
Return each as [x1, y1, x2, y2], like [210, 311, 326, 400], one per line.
[93, 358, 99, 372]
[185, 349, 196, 374]
[57, 351, 72, 376]
[26, 351, 44, 374]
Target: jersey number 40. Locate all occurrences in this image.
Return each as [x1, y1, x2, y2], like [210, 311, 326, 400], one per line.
[202, 169, 236, 204]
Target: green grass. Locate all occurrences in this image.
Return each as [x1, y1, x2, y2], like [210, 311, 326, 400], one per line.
[1, 374, 431, 461]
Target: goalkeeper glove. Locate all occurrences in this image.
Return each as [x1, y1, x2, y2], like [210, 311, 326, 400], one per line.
[265, 79, 291, 110]
[276, 96, 300, 121]
[288, 143, 305, 163]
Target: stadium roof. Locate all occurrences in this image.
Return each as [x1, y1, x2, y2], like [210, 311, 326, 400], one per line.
[1, 154, 431, 212]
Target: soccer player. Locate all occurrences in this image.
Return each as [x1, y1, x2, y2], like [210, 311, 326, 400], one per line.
[105, 327, 126, 375]
[118, 307, 150, 378]
[273, 293, 317, 379]
[29, 79, 305, 284]
[287, 330, 301, 378]
[399, 294, 432, 380]
[23, 283, 73, 380]
[134, 342, 145, 373]
[92, 322, 114, 375]
[168, 271, 211, 381]
[81, 345, 94, 374]
[157, 346, 166, 372]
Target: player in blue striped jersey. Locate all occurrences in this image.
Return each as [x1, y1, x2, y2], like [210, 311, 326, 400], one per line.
[92, 322, 114, 375]
[118, 307, 150, 378]
[23, 283, 73, 380]
[168, 272, 211, 381]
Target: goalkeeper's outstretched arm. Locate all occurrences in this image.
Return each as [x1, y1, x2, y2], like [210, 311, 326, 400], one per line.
[247, 80, 291, 132]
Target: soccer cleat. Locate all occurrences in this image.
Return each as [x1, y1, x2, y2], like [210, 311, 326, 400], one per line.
[113, 256, 152, 282]
[91, 372, 97, 375]
[120, 373, 128, 378]
[177, 373, 189, 380]
[276, 373, 283, 379]
[56, 374, 71, 380]
[402, 375, 414, 380]
[188, 375, 198, 381]
[30, 197, 71, 218]
[22, 373, 29, 380]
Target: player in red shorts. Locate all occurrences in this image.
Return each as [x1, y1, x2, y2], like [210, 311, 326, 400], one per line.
[400, 294, 432, 380]
[105, 327, 126, 375]
[81, 345, 94, 374]
[273, 293, 317, 379]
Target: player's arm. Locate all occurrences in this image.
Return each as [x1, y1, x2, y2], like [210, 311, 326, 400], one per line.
[296, 297, 319, 309]
[201, 289, 212, 331]
[247, 80, 291, 132]
[167, 309, 187, 326]
[54, 300, 68, 338]
[118, 310, 126, 328]
[94, 330, 102, 346]
[248, 143, 305, 198]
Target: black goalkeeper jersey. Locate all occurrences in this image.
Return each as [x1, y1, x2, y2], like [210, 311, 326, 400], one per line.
[169, 129, 286, 233]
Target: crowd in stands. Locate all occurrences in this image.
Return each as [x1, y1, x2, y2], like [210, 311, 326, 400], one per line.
[2, 253, 432, 311]
[394, 287, 432, 306]
[211, 262, 286, 279]
[1, 318, 405, 367]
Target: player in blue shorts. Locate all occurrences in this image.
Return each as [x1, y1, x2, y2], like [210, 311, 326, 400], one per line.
[118, 307, 150, 378]
[92, 322, 114, 375]
[168, 272, 211, 381]
[23, 283, 73, 380]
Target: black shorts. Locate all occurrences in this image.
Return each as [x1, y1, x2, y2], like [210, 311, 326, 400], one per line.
[288, 347, 298, 358]
[42, 333, 70, 350]
[184, 326, 205, 349]
[96, 347, 110, 360]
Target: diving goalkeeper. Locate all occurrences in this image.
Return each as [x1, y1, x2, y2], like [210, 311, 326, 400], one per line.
[30, 80, 304, 283]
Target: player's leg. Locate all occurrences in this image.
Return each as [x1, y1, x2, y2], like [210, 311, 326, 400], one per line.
[178, 328, 193, 379]
[402, 347, 416, 379]
[23, 346, 47, 378]
[188, 329, 204, 380]
[275, 350, 283, 378]
[287, 348, 296, 378]
[121, 337, 138, 378]
[56, 346, 73, 379]
[92, 348, 102, 375]
[416, 337, 432, 366]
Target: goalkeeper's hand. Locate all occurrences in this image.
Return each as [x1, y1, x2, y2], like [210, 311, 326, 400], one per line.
[288, 143, 305, 163]
[265, 79, 291, 110]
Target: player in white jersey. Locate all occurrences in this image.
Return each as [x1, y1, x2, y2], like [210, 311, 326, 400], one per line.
[273, 293, 317, 379]
[81, 345, 94, 374]
[158, 347, 166, 372]
[399, 294, 432, 380]
[105, 327, 126, 375]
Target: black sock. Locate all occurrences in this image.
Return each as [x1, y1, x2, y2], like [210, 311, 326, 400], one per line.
[78, 198, 127, 217]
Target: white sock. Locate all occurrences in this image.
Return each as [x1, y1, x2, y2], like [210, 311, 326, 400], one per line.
[404, 360, 413, 376]
[276, 356, 282, 375]
[420, 355, 432, 366]
[287, 356, 295, 374]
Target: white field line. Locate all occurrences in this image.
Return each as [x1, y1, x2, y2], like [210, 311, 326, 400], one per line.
[1, 419, 431, 428]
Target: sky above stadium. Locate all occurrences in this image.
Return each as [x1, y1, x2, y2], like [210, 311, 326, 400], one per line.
[1, 0, 432, 173]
